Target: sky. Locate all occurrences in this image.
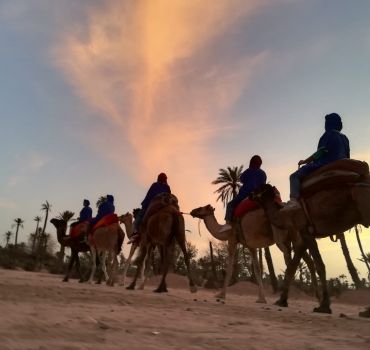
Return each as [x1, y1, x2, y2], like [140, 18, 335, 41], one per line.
[1, 0, 370, 280]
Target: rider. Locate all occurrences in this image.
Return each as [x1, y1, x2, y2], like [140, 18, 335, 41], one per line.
[90, 194, 116, 228]
[128, 173, 171, 243]
[219, 155, 267, 233]
[285, 113, 350, 209]
[70, 199, 92, 238]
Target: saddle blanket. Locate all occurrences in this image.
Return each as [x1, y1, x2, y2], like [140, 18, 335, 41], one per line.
[233, 198, 259, 218]
[70, 221, 88, 238]
[92, 213, 118, 232]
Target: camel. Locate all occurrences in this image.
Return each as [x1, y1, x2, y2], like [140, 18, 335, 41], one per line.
[50, 219, 91, 282]
[119, 209, 144, 288]
[88, 213, 132, 286]
[253, 176, 370, 313]
[126, 194, 197, 293]
[190, 204, 318, 303]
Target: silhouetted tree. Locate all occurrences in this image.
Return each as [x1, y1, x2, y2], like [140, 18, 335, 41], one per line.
[212, 166, 244, 207]
[4, 231, 13, 247]
[12, 218, 24, 245]
[338, 233, 362, 289]
[355, 226, 370, 280]
[32, 216, 42, 253]
[40, 201, 51, 236]
[96, 196, 107, 209]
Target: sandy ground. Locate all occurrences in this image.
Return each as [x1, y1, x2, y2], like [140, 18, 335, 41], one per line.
[0, 269, 369, 350]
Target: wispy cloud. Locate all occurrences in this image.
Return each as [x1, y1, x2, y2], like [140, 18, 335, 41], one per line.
[7, 151, 50, 187]
[53, 0, 272, 210]
[0, 198, 17, 210]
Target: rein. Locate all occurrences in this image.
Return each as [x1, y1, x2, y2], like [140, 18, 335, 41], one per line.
[179, 211, 202, 237]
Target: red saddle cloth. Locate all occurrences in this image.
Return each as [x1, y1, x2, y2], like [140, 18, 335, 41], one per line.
[92, 213, 119, 232]
[233, 198, 260, 218]
[70, 221, 88, 239]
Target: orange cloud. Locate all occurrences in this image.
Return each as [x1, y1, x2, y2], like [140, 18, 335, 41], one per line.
[54, 0, 271, 249]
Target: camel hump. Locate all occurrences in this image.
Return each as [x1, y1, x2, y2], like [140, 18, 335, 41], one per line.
[301, 159, 369, 196]
[142, 193, 180, 227]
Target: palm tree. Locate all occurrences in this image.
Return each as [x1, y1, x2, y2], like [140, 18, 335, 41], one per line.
[56, 211, 75, 262]
[354, 226, 370, 280]
[32, 216, 42, 253]
[337, 233, 362, 289]
[212, 166, 244, 207]
[12, 218, 24, 245]
[57, 210, 75, 222]
[4, 231, 13, 247]
[96, 196, 107, 209]
[40, 201, 51, 236]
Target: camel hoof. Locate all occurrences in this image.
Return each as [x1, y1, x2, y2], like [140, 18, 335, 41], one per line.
[256, 298, 267, 304]
[126, 284, 135, 290]
[190, 285, 197, 293]
[62, 278, 68, 283]
[78, 279, 85, 283]
[215, 292, 225, 299]
[313, 305, 332, 314]
[154, 287, 168, 293]
[274, 299, 288, 307]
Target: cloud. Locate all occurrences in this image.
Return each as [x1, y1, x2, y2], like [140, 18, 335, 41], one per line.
[0, 198, 17, 210]
[7, 151, 50, 187]
[53, 0, 271, 209]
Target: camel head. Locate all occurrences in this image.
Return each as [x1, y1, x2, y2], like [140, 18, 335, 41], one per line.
[118, 212, 133, 225]
[252, 184, 282, 208]
[50, 218, 68, 243]
[190, 204, 215, 219]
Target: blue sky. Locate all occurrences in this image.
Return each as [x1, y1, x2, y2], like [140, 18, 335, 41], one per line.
[1, 0, 370, 279]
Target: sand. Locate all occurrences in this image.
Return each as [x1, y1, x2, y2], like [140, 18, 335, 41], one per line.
[0, 269, 369, 350]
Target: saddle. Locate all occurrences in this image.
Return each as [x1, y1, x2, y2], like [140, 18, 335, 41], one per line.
[301, 159, 369, 197]
[141, 193, 180, 229]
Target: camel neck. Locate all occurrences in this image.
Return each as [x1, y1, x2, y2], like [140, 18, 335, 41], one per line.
[203, 215, 229, 241]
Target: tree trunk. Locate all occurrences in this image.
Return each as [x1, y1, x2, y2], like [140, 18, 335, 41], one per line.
[14, 225, 20, 245]
[32, 221, 40, 253]
[338, 233, 362, 289]
[355, 226, 370, 280]
[264, 247, 278, 293]
[209, 241, 218, 286]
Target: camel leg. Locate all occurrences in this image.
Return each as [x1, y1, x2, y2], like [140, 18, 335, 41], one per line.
[301, 251, 320, 300]
[108, 251, 118, 287]
[74, 252, 84, 283]
[176, 234, 197, 293]
[276, 244, 306, 307]
[154, 245, 171, 293]
[127, 244, 148, 290]
[120, 243, 137, 286]
[138, 244, 152, 290]
[250, 248, 267, 303]
[302, 233, 331, 314]
[63, 250, 75, 282]
[100, 251, 109, 282]
[88, 248, 97, 284]
[215, 239, 237, 299]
